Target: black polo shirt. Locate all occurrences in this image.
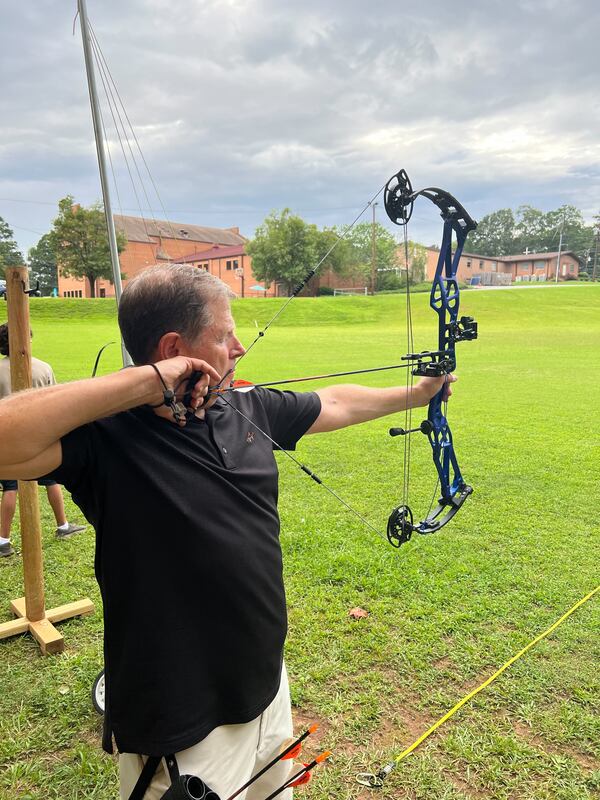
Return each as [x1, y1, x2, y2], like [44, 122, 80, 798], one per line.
[48, 387, 321, 756]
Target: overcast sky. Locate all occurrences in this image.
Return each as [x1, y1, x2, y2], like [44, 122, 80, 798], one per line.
[1, 0, 599, 258]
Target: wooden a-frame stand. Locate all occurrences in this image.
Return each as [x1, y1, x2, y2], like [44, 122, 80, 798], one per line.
[0, 266, 94, 654]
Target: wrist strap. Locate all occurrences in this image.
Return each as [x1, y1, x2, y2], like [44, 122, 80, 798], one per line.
[149, 364, 186, 423]
[149, 364, 175, 407]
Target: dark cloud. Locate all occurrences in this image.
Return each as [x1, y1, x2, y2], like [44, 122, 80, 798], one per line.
[1, 0, 598, 256]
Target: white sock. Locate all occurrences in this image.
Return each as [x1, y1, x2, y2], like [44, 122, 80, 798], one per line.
[0, 536, 11, 545]
[56, 522, 69, 531]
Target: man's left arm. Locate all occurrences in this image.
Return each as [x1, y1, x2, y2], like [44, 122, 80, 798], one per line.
[307, 375, 455, 434]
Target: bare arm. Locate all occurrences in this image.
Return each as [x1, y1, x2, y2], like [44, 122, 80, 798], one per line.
[0, 357, 220, 479]
[307, 375, 455, 434]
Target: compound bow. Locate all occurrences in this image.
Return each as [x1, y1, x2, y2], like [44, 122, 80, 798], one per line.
[383, 169, 478, 547]
[206, 168, 478, 550]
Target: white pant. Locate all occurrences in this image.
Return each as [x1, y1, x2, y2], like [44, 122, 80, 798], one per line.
[119, 667, 294, 800]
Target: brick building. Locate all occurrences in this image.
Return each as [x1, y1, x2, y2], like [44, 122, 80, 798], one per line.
[58, 215, 273, 298]
[399, 247, 581, 285]
[173, 244, 276, 298]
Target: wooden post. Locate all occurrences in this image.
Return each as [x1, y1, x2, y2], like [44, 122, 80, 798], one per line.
[0, 266, 94, 654]
[5, 268, 46, 622]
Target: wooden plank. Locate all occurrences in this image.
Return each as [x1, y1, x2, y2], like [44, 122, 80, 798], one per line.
[46, 599, 95, 623]
[9, 597, 26, 618]
[29, 618, 64, 655]
[0, 617, 30, 640]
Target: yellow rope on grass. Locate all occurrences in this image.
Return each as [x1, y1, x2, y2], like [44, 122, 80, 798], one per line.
[357, 584, 599, 787]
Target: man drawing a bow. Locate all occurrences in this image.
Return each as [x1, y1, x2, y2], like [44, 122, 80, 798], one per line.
[0, 264, 453, 799]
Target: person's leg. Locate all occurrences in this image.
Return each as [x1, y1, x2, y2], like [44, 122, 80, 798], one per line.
[0, 490, 17, 539]
[245, 666, 294, 800]
[0, 482, 17, 556]
[45, 482, 66, 526]
[43, 481, 86, 537]
[119, 718, 261, 800]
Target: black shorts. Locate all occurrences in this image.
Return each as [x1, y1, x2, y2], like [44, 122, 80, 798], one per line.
[0, 479, 58, 491]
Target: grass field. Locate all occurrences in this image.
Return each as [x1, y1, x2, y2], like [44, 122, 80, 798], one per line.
[0, 284, 599, 800]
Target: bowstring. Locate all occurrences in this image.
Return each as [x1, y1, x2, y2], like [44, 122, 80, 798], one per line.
[215, 179, 426, 545]
[401, 219, 415, 517]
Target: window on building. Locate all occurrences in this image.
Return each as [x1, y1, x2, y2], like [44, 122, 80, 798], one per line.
[100, 288, 106, 298]
[466, 260, 472, 269]
[534, 260, 545, 269]
[203, 263, 209, 271]
[569, 264, 575, 273]
[491, 262, 497, 271]
[78, 290, 82, 298]
[226, 260, 232, 270]
[233, 260, 239, 269]
[479, 261, 484, 269]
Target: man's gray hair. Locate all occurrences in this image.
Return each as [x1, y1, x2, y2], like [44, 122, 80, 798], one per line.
[118, 264, 233, 365]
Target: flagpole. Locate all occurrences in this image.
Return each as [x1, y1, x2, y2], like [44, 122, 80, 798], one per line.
[77, 0, 131, 366]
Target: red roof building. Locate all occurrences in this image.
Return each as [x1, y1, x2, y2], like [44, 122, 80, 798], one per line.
[59, 215, 275, 299]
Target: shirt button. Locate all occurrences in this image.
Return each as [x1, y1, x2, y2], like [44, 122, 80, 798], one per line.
[222, 447, 228, 453]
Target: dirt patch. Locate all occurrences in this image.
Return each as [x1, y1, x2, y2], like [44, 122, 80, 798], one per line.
[292, 707, 331, 759]
[376, 705, 432, 750]
[513, 720, 598, 771]
[443, 769, 489, 799]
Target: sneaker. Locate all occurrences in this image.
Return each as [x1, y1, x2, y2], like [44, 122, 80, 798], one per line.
[0, 541, 15, 557]
[55, 523, 86, 540]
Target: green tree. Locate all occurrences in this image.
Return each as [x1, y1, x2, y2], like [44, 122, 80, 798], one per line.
[590, 212, 600, 280]
[466, 208, 516, 256]
[28, 234, 58, 296]
[0, 217, 24, 269]
[542, 205, 591, 260]
[397, 240, 428, 283]
[314, 227, 353, 276]
[466, 204, 594, 276]
[341, 221, 400, 291]
[247, 209, 322, 296]
[48, 196, 126, 298]
[513, 205, 547, 252]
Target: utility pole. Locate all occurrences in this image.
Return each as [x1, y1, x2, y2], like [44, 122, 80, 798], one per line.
[592, 230, 599, 282]
[370, 202, 378, 295]
[78, 0, 131, 366]
[554, 214, 565, 284]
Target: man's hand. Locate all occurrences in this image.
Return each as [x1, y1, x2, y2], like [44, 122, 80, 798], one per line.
[151, 357, 222, 424]
[414, 373, 457, 405]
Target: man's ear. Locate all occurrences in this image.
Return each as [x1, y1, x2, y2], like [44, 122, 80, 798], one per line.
[155, 332, 183, 361]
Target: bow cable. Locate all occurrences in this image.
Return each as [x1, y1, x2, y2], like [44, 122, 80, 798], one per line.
[218, 394, 388, 543]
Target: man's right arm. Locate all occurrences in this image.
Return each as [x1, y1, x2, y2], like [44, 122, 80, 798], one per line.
[0, 357, 219, 480]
